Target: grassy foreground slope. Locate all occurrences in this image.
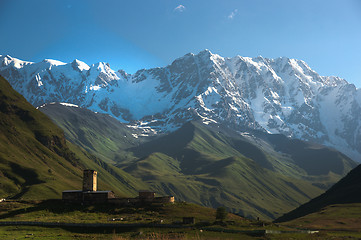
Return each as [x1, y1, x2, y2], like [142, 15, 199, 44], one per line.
[0, 75, 144, 199]
[279, 203, 361, 231]
[1, 200, 361, 240]
[275, 163, 361, 223]
[0, 200, 245, 225]
[0, 200, 291, 240]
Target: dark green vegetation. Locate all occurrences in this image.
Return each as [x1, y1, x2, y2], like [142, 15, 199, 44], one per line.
[1, 200, 360, 240]
[274, 163, 361, 237]
[0, 200, 318, 240]
[0, 200, 261, 240]
[0, 76, 144, 200]
[0, 200, 242, 224]
[216, 206, 228, 221]
[40, 103, 356, 220]
[276, 163, 361, 223]
[279, 203, 361, 232]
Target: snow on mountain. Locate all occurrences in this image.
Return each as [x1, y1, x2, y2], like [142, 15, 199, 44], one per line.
[1, 51, 360, 161]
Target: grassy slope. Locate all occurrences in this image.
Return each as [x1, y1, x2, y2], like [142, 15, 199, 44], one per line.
[279, 203, 361, 231]
[39, 102, 356, 220]
[1, 201, 360, 239]
[263, 134, 355, 176]
[0, 76, 144, 199]
[39, 103, 355, 183]
[121, 122, 326, 220]
[38, 103, 143, 163]
[0, 200, 284, 240]
[66, 142, 145, 197]
[0, 76, 81, 199]
[0, 200, 246, 225]
[275, 163, 361, 223]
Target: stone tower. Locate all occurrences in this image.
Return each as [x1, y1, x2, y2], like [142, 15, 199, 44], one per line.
[82, 170, 97, 192]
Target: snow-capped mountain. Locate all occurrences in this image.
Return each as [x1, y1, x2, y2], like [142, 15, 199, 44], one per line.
[1, 50, 361, 161]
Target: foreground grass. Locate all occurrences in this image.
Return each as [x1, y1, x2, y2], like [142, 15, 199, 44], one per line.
[0, 200, 249, 226]
[279, 203, 361, 231]
[1, 200, 361, 239]
[0, 226, 266, 240]
[2, 226, 361, 240]
[0, 200, 275, 239]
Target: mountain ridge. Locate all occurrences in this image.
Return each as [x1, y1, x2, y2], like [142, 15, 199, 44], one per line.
[38, 102, 356, 220]
[1, 51, 360, 161]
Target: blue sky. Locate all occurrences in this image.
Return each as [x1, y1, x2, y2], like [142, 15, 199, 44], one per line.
[1, 0, 360, 86]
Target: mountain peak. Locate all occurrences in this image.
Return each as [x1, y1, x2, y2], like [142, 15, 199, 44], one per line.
[198, 49, 212, 55]
[3, 54, 12, 60]
[91, 62, 111, 70]
[72, 59, 90, 71]
[0, 55, 33, 69]
[0, 54, 14, 61]
[181, 49, 214, 60]
[255, 55, 265, 60]
[42, 59, 66, 66]
[0, 55, 13, 67]
[1, 52, 360, 162]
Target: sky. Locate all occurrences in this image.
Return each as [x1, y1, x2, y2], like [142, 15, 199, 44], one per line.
[0, 0, 361, 86]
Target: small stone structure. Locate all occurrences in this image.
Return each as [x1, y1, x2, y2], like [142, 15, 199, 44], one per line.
[62, 170, 116, 204]
[139, 190, 155, 199]
[83, 169, 97, 191]
[108, 191, 175, 206]
[62, 169, 174, 205]
[62, 190, 116, 203]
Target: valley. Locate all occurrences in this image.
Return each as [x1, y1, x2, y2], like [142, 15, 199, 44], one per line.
[1, 50, 361, 238]
[2, 1, 360, 238]
[38, 102, 356, 220]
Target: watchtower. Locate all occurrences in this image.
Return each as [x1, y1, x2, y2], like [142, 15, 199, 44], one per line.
[83, 170, 97, 191]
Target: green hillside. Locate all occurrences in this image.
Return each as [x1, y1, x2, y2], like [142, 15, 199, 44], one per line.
[0, 75, 144, 199]
[278, 203, 361, 232]
[0, 200, 284, 240]
[39, 100, 356, 220]
[121, 121, 347, 220]
[38, 103, 145, 163]
[275, 163, 361, 223]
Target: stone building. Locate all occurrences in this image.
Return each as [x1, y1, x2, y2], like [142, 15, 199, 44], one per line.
[62, 170, 115, 203]
[62, 169, 174, 205]
[139, 190, 155, 199]
[83, 169, 97, 191]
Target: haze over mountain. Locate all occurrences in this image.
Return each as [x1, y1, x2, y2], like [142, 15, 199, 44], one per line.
[1, 50, 360, 162]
